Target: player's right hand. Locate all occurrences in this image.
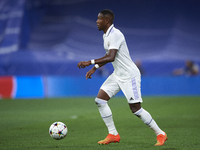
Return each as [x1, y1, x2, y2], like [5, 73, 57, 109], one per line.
[86, 67, 96, 79]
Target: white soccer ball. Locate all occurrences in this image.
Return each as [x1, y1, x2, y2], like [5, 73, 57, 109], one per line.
[49, 121, 68, 140]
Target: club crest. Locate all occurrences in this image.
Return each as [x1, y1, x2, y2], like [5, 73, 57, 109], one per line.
[107, 41, 110, 47]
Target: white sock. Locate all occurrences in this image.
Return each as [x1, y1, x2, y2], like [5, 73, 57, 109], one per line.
[134, 108, 165, 136]
[95, 98, 118, 135]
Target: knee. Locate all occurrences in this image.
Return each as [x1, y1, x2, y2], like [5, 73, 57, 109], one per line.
[95, 98, 99, 105]
[95, 98, 108, 107]
[130, 107, 139, 114]
[129, 103, 141, 113]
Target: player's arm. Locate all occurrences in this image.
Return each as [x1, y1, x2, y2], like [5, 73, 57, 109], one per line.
[85, 62, 107, 79]
[94, 49, 117, 64]
[77, 49, 117, 69]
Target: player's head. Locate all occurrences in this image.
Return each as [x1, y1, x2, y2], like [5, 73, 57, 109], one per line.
[99, 9, 114, 24]
[96, 9, 114, 32]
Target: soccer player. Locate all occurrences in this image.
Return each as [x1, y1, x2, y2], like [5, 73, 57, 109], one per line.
[77, 9, 167, 146]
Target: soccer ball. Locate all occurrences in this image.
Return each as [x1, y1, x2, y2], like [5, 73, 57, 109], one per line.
[49, 121, 68, 140]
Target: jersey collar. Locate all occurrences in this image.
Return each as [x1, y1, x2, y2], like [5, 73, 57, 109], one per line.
[105, 24, 114, 37]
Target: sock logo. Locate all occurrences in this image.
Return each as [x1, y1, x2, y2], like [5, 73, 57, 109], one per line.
[130, 97, 134, 100]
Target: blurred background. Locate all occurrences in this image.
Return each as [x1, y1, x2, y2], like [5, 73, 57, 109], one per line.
[0, 0, 200, 99]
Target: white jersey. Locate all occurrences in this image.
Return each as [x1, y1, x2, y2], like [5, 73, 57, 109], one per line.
[103, 24, 140, 81]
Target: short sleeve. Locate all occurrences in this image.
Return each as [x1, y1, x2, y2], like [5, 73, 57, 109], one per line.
[108, 31, 124, 50]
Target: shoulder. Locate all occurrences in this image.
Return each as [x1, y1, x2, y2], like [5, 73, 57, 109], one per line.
[112, 27, 123, 35]
[109, 27, 124, 39]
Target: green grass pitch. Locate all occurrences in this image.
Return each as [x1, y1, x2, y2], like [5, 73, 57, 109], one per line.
[0, 96, 200, 150]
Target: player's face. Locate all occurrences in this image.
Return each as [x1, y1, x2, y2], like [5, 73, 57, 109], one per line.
[96, 13, 107, 31]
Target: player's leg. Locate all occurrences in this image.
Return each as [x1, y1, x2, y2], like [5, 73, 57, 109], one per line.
[129, 103, 167, 146]
[96, 89, 118, 136]
[120, 76, 167, 146]
[95, 74, 121, 144]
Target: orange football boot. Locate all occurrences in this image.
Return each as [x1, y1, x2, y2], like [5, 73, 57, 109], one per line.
[98, 134, 120, 145]
[155, 132, 167, 146]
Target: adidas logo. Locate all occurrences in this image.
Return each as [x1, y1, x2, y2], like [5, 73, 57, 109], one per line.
[130, 97, 134, 100]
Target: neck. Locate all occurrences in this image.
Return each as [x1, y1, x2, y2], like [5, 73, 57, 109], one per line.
[103, 24, 112, 33]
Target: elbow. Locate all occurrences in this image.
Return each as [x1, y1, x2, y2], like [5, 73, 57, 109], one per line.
[111, 57, 115, 62]
[108, 57, 115, 62]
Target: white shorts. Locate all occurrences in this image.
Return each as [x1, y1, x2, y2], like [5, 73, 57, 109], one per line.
[100, 74, 143, 104]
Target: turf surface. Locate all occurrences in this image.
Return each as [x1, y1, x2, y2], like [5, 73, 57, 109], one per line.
[0, 96, 200, 150]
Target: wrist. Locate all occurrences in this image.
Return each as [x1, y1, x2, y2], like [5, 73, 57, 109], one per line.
[91, 59, 95, 65]
[94, 64, 99, 69]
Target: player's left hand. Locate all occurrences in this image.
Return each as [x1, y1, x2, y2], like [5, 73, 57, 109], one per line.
[77, 61, 90, 69]
[86, 67, 96, 79]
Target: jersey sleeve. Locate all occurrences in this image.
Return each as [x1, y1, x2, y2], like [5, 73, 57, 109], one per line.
[108, 32, 124, 50]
